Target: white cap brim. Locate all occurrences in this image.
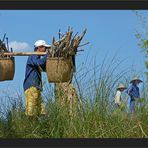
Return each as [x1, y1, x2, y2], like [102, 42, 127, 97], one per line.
[43, 44, 50, 47]
[34, 40, 51, 48]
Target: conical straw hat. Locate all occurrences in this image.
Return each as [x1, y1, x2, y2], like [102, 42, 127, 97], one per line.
[130, 76, 143, 83]
[117, 83, 127, 90]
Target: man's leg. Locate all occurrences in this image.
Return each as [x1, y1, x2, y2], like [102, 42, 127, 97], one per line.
[25, 87, 42, 117]
[130, 99, 135, 114]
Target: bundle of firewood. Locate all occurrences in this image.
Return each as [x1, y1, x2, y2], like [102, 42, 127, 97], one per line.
[0, 34, 7, 53]
[48, 27, 89, 58]
[0, 34, 13, 58]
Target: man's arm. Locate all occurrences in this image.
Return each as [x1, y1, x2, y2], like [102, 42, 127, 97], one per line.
[127, 85, 133, 97]
[29, 54, 48, 67]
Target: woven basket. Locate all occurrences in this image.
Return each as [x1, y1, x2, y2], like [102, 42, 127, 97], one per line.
[46, 57, 73, 83]
[0, 57, 15, 81]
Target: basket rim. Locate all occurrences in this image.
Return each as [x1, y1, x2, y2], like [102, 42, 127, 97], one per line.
[0, 57, 15, 60]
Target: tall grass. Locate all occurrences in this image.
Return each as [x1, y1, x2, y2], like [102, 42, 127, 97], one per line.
[0, 54, 147, 138]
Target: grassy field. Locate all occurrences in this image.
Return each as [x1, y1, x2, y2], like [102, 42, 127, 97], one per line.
[0, 55, 147, 138]
[0, 96, 147, 138]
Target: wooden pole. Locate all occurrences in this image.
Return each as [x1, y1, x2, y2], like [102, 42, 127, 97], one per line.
[1, 52, 47, 56]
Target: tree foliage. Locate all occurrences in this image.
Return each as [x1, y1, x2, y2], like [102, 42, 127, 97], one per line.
[134, 10, 148, 80]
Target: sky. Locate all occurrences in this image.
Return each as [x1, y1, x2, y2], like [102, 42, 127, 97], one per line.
[0, 10, 148, 111]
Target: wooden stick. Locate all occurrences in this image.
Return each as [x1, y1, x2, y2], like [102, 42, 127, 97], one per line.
[78, 41, 89, 47]
[1, 52, 47, 56]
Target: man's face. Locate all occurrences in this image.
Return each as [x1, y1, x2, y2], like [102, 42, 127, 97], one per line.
[119, 88, 125, 92]
[134, 80, 140, 85]
[37, 46, 46, 52]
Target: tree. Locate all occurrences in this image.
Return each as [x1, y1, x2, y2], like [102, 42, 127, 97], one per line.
[134, 10, 148, 81]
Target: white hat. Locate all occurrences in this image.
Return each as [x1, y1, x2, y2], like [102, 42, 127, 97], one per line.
[34, 40, 50, 48]
[117, 83, 127, 90]
[130, 76, 143, 83]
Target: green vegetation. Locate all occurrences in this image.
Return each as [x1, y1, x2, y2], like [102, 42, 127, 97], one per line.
[134, 10, 148, 81]
[1, 11, 148, 138]
[0, 94, 147, 138]
[0, 54, 147, 138]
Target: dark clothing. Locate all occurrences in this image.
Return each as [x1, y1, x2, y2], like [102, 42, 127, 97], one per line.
[126, 83, 140, 99]
[72, 55, 76, 72]
[23, 54, 48, 91]
[126, 83, 140, 113]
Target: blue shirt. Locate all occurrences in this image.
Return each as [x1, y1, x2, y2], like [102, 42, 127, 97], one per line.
[23, 54, 48, 91]
[126, 83, 140, 99]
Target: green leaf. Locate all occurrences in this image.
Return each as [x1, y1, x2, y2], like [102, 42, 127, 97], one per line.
[145, 61, 148, 69]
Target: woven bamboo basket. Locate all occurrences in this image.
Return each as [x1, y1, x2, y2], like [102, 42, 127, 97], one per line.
[0, 57, 15, 81]
[46, 57, 73, 83]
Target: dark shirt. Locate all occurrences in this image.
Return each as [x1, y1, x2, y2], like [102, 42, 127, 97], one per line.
[23, 54, 48, 91]
[126, 83, 140, 99]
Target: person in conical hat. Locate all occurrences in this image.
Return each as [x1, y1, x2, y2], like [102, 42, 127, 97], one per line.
[126, 76, 143, 114]
[114, 83, 127, 107]
[130, 76, 143, 83]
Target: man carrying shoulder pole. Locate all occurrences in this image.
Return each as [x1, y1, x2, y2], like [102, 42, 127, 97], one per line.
[23, 40, 50, 118]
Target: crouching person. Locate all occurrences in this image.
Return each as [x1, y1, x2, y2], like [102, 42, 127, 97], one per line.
[23, 40, 50, 118]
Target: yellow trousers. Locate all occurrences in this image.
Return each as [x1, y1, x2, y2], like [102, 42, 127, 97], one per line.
[25, 86, 46, 117]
